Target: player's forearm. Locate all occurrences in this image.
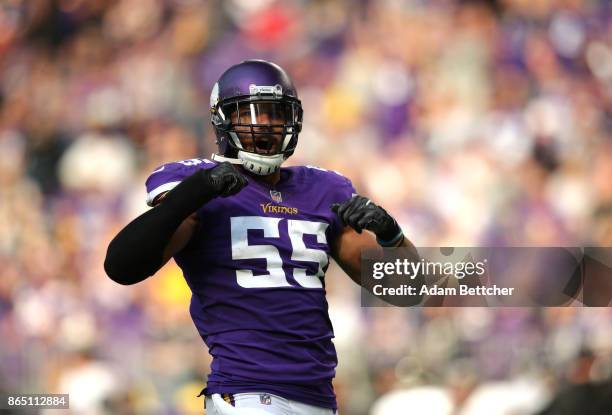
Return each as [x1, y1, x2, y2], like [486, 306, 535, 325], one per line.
[104, 169, 215, 285]
[340, 231, 419, 282]
[350, 234, 422, 306]
[398, 233, 417, 253]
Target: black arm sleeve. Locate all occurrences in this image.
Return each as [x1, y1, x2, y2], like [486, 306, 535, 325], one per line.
[104, 169, 214, 285]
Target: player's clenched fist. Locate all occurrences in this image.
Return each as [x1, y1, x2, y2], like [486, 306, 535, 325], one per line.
[203, 162, 248, 197]
[331, 195, 404, 246]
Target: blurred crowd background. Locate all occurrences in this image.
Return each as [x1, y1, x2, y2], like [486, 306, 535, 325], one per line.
[0, 0, 611, 414]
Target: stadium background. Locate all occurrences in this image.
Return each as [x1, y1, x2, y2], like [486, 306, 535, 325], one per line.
[0, 0, 611, 413]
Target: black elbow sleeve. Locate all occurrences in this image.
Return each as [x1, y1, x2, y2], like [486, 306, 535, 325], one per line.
[104, 169, 215, 285]
[104, 221, 165, 285]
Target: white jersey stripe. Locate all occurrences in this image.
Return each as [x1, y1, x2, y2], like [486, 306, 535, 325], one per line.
[146, 180, 181, 206]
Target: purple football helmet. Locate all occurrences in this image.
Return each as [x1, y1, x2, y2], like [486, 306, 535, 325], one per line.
[210, 60, 303, 175]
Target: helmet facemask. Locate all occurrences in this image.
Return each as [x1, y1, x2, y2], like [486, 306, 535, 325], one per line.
[212, 96, 303, 175]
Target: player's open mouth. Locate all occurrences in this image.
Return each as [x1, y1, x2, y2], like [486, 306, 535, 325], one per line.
[255, 136, 276, 153]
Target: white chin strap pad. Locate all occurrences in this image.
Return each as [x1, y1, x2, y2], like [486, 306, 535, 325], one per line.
[211, 154, 243, 164]
[238, 151, 284, 175]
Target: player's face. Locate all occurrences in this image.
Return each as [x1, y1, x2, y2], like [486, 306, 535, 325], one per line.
[228, 102, 287, 155]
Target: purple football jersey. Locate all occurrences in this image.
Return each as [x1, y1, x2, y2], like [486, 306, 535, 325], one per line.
[145, 158, 355, 409]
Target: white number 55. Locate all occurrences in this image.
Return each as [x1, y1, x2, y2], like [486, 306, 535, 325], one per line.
[230, 216, 329, 288]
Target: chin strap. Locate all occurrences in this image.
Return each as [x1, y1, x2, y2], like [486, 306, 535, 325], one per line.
[212, 152, 286, 176]
[238, 151, 283, 175]
[211, 154, 243, 164]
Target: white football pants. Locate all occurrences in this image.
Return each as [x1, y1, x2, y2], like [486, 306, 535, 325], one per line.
[205, 393, 338, 415]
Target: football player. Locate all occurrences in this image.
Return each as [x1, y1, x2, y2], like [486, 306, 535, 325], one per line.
[104, 60, 416, 415]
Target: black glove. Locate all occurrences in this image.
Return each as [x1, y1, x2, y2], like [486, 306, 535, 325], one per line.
[331, 195, 403, 246]
[204, 162, 248, 197]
